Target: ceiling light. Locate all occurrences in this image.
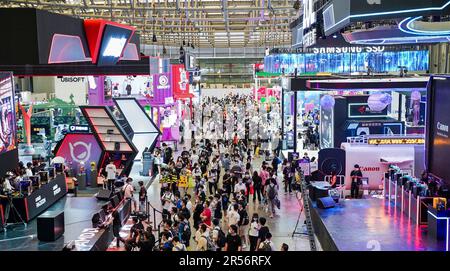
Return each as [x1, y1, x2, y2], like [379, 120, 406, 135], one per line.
[152, 34, 157, 42]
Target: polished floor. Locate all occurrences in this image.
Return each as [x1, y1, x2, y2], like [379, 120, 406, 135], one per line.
[0, 196, 105, 251]
[314, 198, 446, 251]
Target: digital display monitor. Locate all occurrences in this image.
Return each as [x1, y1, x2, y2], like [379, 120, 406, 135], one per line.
[0, 73, 17, 155]
[185, 53, 196, 71]
[97, 24, 133, 66]
[427, 76, 450, 185]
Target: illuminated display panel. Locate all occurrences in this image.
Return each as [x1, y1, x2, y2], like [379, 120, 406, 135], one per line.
[97, 25, 133, 66]
[368, 138, 425, 145]
[264, 50, 429, 74]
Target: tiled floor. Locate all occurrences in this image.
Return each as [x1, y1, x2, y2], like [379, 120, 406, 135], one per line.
[141, 152, 318, 251]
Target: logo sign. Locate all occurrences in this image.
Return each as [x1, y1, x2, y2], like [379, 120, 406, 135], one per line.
[437, 121, 449, 138]
[35, 195, 47, 208]
[312, 46, 385, 54]
[103, 37, 128, 57]
[69, 125, 90, 133]
[348, 103, 388, 118]
[53, 184, 61, 196]
[55, 134, 102, 172]
[158, 75, 169, 89]
[303, 0, 317, 47]
[60, 77, 85, 83]
[74, 228, 101, 251]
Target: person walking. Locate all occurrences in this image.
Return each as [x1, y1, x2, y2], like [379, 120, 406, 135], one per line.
[223, 224, 242, 251]
[248, 213, 260, 251]
[252, 171, 262, 203]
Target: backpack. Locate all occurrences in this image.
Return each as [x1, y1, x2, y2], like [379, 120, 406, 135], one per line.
[216, 228, 227, 248]
[241, 211, 249, 226]
[201, 235, 216, 251]
[268, 185, 276, 200]
[259, 241, 272, 251]
[180, 222, 191, 243]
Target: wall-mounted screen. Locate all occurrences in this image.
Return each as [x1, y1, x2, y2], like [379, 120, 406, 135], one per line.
[97, 25, 133, 66]
[0, 72, 17, 154]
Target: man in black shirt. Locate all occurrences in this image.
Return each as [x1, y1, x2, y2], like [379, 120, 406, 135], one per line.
[350, 164, 363, 199]
[224, 224, 242, 251]
[256, 217, 270, 249]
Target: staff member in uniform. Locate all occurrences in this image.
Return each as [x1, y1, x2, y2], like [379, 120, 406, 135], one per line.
[350, 164, 363, 199]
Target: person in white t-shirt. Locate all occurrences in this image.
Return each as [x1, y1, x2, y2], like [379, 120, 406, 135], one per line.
[227, 203, 240, 227]
[122, 177, 137, 212]
[105, 161, 117, 190]
[248, 213, 260, 251]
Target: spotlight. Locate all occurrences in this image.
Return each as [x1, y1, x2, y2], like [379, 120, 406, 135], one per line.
[162, 46, 167, 55]
[180, 45, 184, 51]
[183, 40, 186, 46]
[293, 0, 300, 10]
[152, 33, 157, 42]
[191, 43, 195, 49]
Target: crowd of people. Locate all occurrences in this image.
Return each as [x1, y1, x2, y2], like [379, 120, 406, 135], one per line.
[122, 94, 296, 251]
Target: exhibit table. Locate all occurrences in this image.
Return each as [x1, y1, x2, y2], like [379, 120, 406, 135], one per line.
[427, 207, 450, 245]
[71, 199, 131, 251]
[9, 174, 67, 222]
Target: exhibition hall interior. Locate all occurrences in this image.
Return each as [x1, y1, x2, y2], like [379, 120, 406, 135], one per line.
[1, 0, 450, 253]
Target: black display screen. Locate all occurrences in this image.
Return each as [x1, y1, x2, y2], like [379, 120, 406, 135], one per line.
[427, 76, 450, 184]
[97, 25, 133, 66]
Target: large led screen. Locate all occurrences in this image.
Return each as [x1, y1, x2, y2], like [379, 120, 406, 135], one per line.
[97, 24, 133, 66]
[427, 76, 450, 184]
[0, 72, 17, 154]
[264, 50, 429, 74]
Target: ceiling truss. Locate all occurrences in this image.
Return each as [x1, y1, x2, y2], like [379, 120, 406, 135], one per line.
[0, 0, 300, 48]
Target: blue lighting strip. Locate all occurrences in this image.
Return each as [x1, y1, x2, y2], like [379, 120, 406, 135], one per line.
[427, 210, 450, 251]
[327, 0, 450, 34]
[399, 16, 450, 35]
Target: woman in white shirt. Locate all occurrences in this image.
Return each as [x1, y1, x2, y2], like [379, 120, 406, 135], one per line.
[248, 213, 260, 251]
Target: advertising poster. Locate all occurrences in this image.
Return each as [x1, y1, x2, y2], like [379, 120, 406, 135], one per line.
[152, 73, 172, 105]
[0, 72, 17, 154]
[320, 107, 334, 149]
[105, 75, 153, 99]
[55, 133, 102, 174]
[171, 64, 190, 98]
[427, 76, 450, 183]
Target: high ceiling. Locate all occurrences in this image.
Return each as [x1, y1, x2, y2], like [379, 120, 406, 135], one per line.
[1, 0, 301, 48]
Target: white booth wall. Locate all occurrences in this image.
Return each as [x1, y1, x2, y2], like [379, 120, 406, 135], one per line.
[29, 76, 88, 105]
[341, 143, 416, 190]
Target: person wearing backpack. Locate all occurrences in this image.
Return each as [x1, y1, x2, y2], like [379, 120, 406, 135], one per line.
[172, 236, 187, 251]
[237, 203, 249, 249]
[258, 232, 276, 251]
[223, 224, 242, 251]
[196, 224, 215, 251]
[266, 178, 279, 218]
[248, 213, 260, 251]
[211, 218, 226, 251]
[178, 214, 191, 247]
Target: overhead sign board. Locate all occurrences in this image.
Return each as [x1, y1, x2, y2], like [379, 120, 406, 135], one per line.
[323, 0, 450, 36]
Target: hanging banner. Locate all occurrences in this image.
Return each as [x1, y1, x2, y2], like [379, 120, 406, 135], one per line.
[171, 64, 191, 99]
[151, 73, 172, 105]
